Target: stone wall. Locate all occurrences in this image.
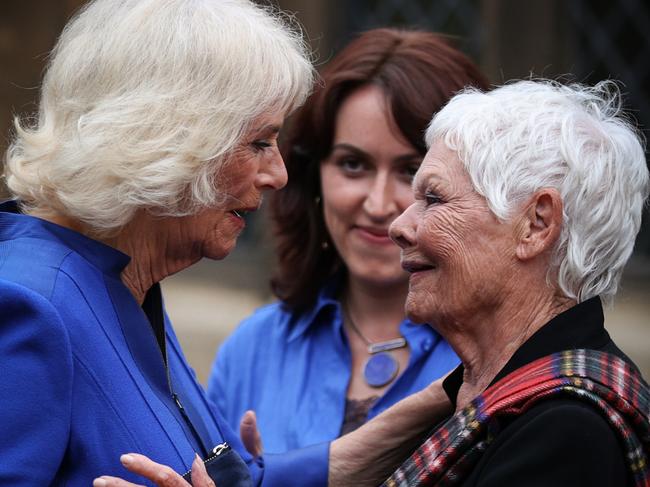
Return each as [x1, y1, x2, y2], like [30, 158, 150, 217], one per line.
[0, 1, 85, 197]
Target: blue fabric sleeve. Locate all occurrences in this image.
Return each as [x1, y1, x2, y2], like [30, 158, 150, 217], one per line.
[261, 442, 329, 487]
[204, 386, 329, 487]
[206, 335, 232, 423]
[0, 279, 73, 485]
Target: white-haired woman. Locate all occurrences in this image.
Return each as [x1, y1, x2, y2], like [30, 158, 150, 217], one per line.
[0, 1, 450, 486]
[384, 80, 650, 486]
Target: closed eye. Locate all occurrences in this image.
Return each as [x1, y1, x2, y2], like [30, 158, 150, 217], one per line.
[252, 140, 273, 151]
[425, 191, 443, 206]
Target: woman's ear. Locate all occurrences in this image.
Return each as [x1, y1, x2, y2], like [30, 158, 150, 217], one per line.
[516, 188, 563, 261]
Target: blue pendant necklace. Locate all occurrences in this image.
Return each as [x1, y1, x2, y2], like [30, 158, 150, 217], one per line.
[344, 307, 407, 388]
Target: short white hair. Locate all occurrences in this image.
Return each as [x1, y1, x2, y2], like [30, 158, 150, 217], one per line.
[5, 0, 313, 235]
[427, 79, 649, 304]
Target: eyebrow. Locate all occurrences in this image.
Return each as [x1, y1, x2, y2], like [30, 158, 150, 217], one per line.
[256, 124, 282, 137]
[413, 171, 443, 193]
[331, 142, 421, 162]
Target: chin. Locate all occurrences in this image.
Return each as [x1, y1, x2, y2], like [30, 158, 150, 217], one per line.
[202, 240, 237, 261]
[405, 310, 427, 325]
[351, 264, 408, 286]
[404, 295, 430, 324]
[203, 251, 229, 261]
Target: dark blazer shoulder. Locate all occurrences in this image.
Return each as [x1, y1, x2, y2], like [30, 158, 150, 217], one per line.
[463, 398, 628, 486]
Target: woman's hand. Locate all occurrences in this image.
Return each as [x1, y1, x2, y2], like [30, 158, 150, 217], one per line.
[92, 380, 450, 487]
[240, 410, 263, 458]
[328, 376, 452, 486]
[93, 453, 215, 487]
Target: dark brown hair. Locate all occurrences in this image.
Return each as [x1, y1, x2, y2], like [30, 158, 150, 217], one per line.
[270, 28, 489, 311]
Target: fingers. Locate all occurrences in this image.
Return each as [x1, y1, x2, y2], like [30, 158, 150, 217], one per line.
[190, 453, 217, 487]
[240, 410, 263, 457]
[93, 476, 146, 487]
[94, 452, 217, 487]
[117, 453, 190, 487]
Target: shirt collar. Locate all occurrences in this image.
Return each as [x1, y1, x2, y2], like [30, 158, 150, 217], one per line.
[443, 296, 607, 407]
[287, 277, 341, 342]
[0, 200, 131, 276]
[286, 275, 441, 346]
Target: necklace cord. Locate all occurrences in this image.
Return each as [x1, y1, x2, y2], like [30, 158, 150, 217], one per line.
[342, 303, 407, 388]
[342, 304, 407, 353]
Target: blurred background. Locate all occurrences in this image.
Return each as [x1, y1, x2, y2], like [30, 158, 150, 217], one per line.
[1, 0, 649, 384]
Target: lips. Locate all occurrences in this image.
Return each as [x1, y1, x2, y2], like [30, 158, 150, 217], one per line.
[354, 225, 395, 245]
[229, 205, 259, 220]
[401, 260, 435, 273]
[357, 226, 389, 237]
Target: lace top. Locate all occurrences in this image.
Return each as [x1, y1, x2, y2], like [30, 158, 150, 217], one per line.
[340, 396, 379, 435]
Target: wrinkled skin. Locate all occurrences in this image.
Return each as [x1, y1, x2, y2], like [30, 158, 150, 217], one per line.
[390, 139, 519, 332]
[390, 138, 570, 409]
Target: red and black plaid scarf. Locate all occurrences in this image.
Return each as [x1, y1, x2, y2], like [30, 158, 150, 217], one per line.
[384, 349, 650, 487]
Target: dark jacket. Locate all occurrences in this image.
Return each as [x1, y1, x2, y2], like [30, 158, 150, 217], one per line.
[442, 297, 635, 486]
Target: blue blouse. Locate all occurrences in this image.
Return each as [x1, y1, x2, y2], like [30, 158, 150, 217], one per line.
[207, 280, 459, 453]
[0, 201, 327, 486]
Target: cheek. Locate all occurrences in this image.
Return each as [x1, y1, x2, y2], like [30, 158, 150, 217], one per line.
[417, 211, 469, 262]
[320, 189, 347, 244]
[322, 204, 341, 238]
[226, 173, 256, 198]
[471, 232, 517, 279]
[320, 174, 364, 222]
[395, 183, 415, 213]
[220, 155, 258, 196]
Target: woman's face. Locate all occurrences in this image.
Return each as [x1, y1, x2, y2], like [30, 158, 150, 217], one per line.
[389, 139, 517, 326]
[178, 111, 287, 261]
[320, 84, 421, 288]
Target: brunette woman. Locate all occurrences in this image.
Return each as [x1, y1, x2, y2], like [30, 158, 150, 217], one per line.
[207, 28, 489, 453]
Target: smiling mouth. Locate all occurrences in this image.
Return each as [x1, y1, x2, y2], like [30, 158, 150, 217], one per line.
[357, 226, 389, 237]
[354, 226, 395, 245]
[401, 261, 436, 273]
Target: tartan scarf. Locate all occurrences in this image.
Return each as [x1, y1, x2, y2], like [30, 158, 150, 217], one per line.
[384, 349, 650, 487]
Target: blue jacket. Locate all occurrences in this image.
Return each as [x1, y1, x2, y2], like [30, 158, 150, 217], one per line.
[207, 280, 459, 453]
[0, 201, 327, 486]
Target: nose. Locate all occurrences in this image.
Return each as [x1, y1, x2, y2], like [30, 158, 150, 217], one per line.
[389, 203, 417, 249]
[363, 171, 397, 221]
[255, 152, 288, 190]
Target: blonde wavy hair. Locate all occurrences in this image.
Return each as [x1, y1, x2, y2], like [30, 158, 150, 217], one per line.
[4, 0, 313, 235]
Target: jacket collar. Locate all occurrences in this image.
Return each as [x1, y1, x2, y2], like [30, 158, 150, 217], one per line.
[492, 296, 607, 384]
[443, 296, 608, 407]
[0, 200, 130, 276]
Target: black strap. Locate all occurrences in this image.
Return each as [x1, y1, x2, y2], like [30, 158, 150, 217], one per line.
[142, 284, 214, 457]
[142, 284, 166, 363]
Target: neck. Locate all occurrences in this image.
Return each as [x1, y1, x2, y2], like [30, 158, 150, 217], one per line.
[447, 289, 575, 411]
[108, 212, 201, 304]
[28, 208, 89, 235]
[343, 275, 409, 341]
[27, 208, 199, 304]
